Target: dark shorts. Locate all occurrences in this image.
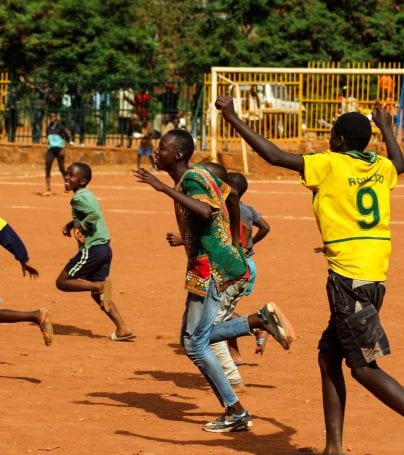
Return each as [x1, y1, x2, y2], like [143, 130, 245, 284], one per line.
[138, 146, 153, 156]
[318, 270, 390, 368]
[64, 243, 112, 281]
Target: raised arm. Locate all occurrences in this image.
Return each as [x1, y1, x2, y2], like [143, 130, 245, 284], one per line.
[215, 95, 304, 173]
[372, 105, 404, 174]
[133, 168, 213, 221]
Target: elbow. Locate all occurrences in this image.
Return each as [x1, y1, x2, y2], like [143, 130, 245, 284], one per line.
[199, 206, 213, 222]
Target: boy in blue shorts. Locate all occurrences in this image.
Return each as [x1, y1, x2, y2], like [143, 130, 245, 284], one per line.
[56, 162, 134, 341]
[137, 119, 156, 171]
[216, 95, 404, 454]
[134, 130, 293, 432]
[0, 217, 53, 346]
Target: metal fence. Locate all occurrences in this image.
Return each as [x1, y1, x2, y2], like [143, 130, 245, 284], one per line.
[206, 63, 403, 144]
[0, 76, 203, 146]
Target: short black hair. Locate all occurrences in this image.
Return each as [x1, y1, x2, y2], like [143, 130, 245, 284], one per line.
[203, 161, 228, 182]
[333, 112, 372, 152]
[165, 129, 195, 161]
[71, 162, 92, 183]
[227, 172, 248, 197]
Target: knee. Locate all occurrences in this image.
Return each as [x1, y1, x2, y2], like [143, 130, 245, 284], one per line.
[182, 335, 205, 360]
[56, 274, 68, 291]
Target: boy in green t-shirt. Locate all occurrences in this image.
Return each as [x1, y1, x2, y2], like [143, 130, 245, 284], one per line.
[56, 162, 134, 342]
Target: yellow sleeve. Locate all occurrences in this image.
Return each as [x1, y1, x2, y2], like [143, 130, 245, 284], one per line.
[0, 218, 7, 231]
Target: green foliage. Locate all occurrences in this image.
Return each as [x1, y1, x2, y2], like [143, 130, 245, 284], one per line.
[0, 0, 402, 85]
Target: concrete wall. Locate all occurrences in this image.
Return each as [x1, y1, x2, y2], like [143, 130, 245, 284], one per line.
[0, 139, 396, 176]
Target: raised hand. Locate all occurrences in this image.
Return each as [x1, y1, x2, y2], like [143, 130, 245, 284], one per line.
[215, 95, 237, 119]
[133, 168, 167, 192]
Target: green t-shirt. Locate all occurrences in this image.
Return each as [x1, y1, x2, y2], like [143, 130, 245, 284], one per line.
[71, 187, 110, 248]
[175, 165, 247, 297]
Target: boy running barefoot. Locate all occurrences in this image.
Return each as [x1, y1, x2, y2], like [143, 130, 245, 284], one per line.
[216, 96, 404, 454]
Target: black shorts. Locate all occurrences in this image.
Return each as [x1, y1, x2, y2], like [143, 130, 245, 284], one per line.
[318, 270, 390, 368]
[64, 243, 112, 281]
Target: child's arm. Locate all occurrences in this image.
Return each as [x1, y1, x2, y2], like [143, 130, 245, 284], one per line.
[226, 187, 241, 246]
[133, 169, 213, 221]
[0, 220, 39, 278]
[252, 216, 270, 245]
[216, 95, 304, 173]
[372, 105, 404, 174]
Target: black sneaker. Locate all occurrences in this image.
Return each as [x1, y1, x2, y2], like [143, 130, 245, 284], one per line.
[258, 302, 291, 350]
[202, 410, 252, 432]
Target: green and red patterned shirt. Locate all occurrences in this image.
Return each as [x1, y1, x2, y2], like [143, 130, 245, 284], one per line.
[175, 165, 248, 297]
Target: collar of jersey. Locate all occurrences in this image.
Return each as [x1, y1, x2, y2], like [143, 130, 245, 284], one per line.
[343, 150, 377, 163]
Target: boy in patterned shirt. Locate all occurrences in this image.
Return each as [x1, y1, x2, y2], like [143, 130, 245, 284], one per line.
[216, 95, 404, 454]
[133, 129, 293, 433]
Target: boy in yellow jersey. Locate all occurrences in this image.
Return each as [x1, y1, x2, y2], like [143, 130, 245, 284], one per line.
[216, 96, 404, 455]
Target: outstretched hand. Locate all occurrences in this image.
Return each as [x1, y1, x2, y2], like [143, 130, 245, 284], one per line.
[372, 104, 392, 131]
[133, 168, 166, 192]
[166, 232, 184, 247]
[21, 261, 39, 279]
[215, 95, 237, 119]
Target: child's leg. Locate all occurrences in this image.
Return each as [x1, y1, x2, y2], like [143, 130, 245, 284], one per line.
[149, 154, 156, 169]
[318, 350, 346, 455]
[0, 308, 39, 324]
[56, 270, 103, 293]
[55, 148, 66, 178]
[210, 341, 245, 387]
[44, 148, 55, 193]
[90, 291, 133, 339]
[0, 308, 53, 346]
[351, 362, 404, 415]
[137, 153, 141, 169]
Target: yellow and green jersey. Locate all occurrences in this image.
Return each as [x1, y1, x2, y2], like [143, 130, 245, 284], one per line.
[301, 150, 397, 281]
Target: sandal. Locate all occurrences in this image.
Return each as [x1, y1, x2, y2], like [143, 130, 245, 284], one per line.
[39, 308, 53, 346]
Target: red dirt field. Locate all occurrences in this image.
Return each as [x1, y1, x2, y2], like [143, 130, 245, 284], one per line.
[0, 162, 402, 455]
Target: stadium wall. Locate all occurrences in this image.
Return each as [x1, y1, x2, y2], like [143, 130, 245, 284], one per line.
[0, 140, 399, 176]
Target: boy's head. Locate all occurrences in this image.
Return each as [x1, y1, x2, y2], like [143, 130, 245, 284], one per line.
[49, 112, 57, 122]
[331, 112, 372, 152]
[227, 172, 248, 198]
[155, 129, 194, 171]
[64, 162, 92, 192]
[202, 161, 228, 182]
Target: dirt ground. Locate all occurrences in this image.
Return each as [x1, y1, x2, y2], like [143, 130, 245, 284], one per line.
[0, 162, 402, 455]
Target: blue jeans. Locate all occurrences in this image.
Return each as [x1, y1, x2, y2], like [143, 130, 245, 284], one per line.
[181, 279, 251, 407]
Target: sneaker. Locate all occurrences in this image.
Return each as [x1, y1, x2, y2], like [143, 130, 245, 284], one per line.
[258, 302, 292, 350]
[41, 190, 52, 197]
[202, 410, 252, 433]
